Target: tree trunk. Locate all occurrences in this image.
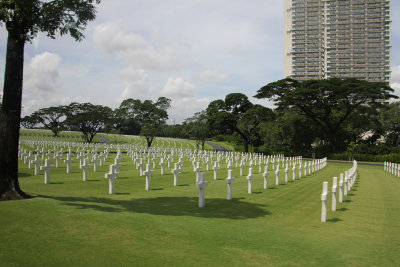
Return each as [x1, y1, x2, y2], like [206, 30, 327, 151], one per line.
[0, 31, 30, 200]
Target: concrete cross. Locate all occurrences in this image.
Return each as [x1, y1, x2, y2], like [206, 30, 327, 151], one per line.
[194, 162, 202, 182]
[64, 153, 74, 174]
[81, 158, 91, 181]
[159, 158, 166, 175]
[332, 177, 338, 211]
[31, 155, 43, 175]
[40, 159, 55, 184]
[196, 173, 208, 208]
[247, 167, 254, 194]
[292, 164, 296, 181]
[172, 163, 181, 186]
[143, 164, 154, 191]
[239, 160, 245, 176]
[321, 181, 329, 222]
[213, 161, 219, 181]
[92, 154, 99, 172]
[263, 166, 269, 189]
[275, 169, 280, 186]
[54, 152, 62, 168]
[225, 169, 235, 200]
[285, 164, 289, 183]
[105, 164, 119, 194]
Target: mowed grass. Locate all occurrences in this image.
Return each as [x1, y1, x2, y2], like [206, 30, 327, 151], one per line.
[1, 156, 400, 266]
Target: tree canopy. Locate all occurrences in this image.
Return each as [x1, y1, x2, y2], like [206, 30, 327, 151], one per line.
[65, 102, 112, 143]
[0, 0, 101, 200]
[254, 78, 397, 153]
[206, 93, 274, 152]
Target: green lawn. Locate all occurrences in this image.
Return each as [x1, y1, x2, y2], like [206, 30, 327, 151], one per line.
[1, 157, 400, 266]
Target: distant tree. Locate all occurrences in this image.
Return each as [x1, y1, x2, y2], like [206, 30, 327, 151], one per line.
[238, 105, 275, 153]
[380, 102, 400, 146]
[161, 124, 186, 139]
[259, 110, 317, 156]
[114, 99, 142, 135]
[254, 78, 397, 153]
[20, 113, 40, 129]
[138, 97, 171, 147]
[184, 110, 210, 150]
[65, 102, 112, 143]
[206, 93, 274, 152]
[0, 0, 101, 200]
[32, 106, 66, 137]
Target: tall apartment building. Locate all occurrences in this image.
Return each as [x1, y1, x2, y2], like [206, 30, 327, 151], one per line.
[284, 0, 391, 83]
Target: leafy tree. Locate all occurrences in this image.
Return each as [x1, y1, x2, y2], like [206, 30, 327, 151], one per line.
[32, 106, 66, 137]
[20, 113, 40, 129]
[237, 105, 275, 153]
[114, 99, 142, 135]
[0, 0, 101, 200]
[65, 102, 112, 143]
[206, 93, 274, 152]
[254, 78, 397, 153]
[161, 124, 186, 139]
[117, 97, 171, 147]
[184, 110, 210, 150]
[380, 102, 400, 146]
[259, 110, 317, 156]
[138, 97, 171, 147]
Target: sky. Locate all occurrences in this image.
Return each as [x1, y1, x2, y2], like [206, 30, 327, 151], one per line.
[0, 0, 400, 124]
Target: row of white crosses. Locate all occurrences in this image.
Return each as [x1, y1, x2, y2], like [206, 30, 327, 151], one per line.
[383, 161, 400, 177]
[20, 140, 316, 198]
[261, 157, 328, 190]
[18, 143, 115, 184]
[321, 160, 358, 222]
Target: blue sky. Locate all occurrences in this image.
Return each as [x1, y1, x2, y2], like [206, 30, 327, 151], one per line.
[0, 0, 399, 123]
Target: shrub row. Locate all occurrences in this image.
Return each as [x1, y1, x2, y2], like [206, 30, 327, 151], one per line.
[331, 153, 400, 163]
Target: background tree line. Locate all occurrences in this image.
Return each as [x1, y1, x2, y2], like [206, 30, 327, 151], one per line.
[22, 78, 399, 160]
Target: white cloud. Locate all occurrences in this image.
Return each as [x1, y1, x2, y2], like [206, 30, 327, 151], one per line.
[194, 70, 228, 83]
[390, 66, 400, 97]
[24, 52, 62, 93]
[93, 21, 192, 71]
[119, 67, 155, 100]
[168, 97, 210, 123]
[391, 65, 400, 83]
[391, 82, 400, 99]
[161, 77, 196, 98]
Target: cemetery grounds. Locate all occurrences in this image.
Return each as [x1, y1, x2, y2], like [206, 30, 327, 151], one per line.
[1, 130, 400, 266]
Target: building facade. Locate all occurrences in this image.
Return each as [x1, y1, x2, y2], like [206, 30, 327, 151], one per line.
[284, 0, 391, 83]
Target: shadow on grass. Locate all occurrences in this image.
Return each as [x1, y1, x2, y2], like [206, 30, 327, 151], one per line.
[337, 207, 349, 212]
[39, 195, 271, 219]
[18, 172, 32, 178]
[327, 218, 343, 223]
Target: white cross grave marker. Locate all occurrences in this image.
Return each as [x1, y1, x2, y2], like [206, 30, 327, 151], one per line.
[40, 159, 54, 184]
[332, 177, 338, 211]
[172, 162, 181, 186]
[194, 162, 202, 182]
[339, 173, 344, 203]
[196, 173, 208, 208]
[247, 167, 254, 194]
[31, 155, 42, 175]
[275, 169, 280, 186]
[81, 158, 91, 181]
[321, 181, 329, 222]
[105, 164, 119, 194]
[225, 169, 235, 200]
[64, 153, 74, 174]
[263, 166, 269, 189]
[143, 164, 154, 191]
